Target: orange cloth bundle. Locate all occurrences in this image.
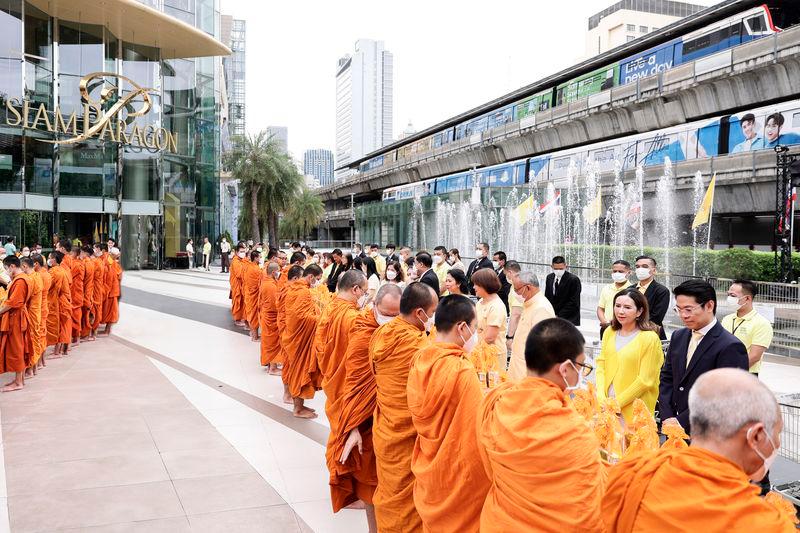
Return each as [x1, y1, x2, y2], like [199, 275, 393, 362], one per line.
[595, 398, 625, 462]
[311, 283, 334, 314]
[624, 399, 660, 457]
[765, 492, 800, 526]
[468, 340, 500, 373]
[569, 381, 599, 422]
[661, 423, 690, 449]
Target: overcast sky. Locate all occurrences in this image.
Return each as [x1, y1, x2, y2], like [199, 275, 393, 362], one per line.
[222, 0, 717, 160]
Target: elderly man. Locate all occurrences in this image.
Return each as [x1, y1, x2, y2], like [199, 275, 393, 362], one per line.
[507, 271, 555, 381]
[603, 368, 793, 532]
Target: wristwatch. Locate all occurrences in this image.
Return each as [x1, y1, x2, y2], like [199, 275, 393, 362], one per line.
[505, 335, 514, 340]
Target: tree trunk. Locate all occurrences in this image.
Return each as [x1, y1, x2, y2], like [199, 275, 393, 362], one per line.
[259, 217, 268, 246]
[250, 186, 261, 244]
[267, 210, 278, 248]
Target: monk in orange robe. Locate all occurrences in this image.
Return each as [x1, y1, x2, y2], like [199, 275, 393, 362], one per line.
[407, 295, 490, 532]
[259, 262, 281, 373]
[101, 248, 122, 333]
[314, 271, 372, 514]
[47, 251, 72, 355]
[603, 368, 794, 532]
[89, 244, 106, 338]
[282, 264, 324, 418]
[80, 246, 95, 339]
[369, 282, 438, 533]
[20, 257, 42, 377]
[0, 256, 32, 391]
[277, 264, 302, 403]
[229, 243, 247, 326]
[477, 317, 604, 532]
[66, 246, 84, 345]
[33, 255, 51, 369]
[243, 250, 263, 341]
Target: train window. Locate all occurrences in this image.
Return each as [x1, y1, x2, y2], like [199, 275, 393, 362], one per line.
[731, 22, 742, 36]
[793, 112, 800, 128]
[747, 15, 765, 32]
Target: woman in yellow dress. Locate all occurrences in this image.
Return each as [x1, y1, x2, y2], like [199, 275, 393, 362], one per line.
[596, 288, 664, 424]
[472, 268, 507, 371]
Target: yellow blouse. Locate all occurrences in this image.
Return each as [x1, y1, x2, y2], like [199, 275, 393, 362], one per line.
[476, 295, 507, 369]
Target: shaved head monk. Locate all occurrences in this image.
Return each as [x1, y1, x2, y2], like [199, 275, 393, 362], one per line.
[334, 283, 401, 529]
[79, 245, 95, 341]
[230, 242, 247, 327]
[279, 265, 304, 403]
[407, 294, 490, 531]
[283, 263, 324, 418]
[67, 242, 84, 346]
[89, 244, 106, 339]
[369, 281, 438, 532]
[314, 270, 376, 522]
[20, 257, 42, 378]
[33, 255, 51, 370]
[47, 251, 72, 356]
[244, 249, 262, 341]
[603, 368, 793, 532]
[0, 255, 31, 391]
[478, 317, 604, 531]
[100, 248, 122, 335]
[260, 261, 281, 374]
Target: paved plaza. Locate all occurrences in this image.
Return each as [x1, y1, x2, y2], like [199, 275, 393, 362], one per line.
[0, 268, 798, 532]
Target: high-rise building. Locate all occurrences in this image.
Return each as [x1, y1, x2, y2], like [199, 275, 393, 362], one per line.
[303, 149, 334, 187]
[221, 16, 246, 138]
[267, 126, 289, 154]
[335, 39, 393, 179]
[586, 0, 707, 57]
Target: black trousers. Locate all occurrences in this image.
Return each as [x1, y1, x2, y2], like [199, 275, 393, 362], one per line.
[221, 252, 230, 272]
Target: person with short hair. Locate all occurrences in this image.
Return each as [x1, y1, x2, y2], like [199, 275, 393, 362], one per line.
[492, 251, 511, 314]
[399, 246, 412, 276]
[220, 237, 231, 273]
[259, 262, 281, 374]
[634, 255, 671, 340]
[731, 113, 763, 153]
[352, 243, 366, 259]
[368, 244, 386, 278]
[544, 255, 582, 326]
[503, 260, 524, 353]
[478, 318, 604, 531]
[326, 249, 344, 293]
[0, 255, 31, 391]
[415, 251, 440, 295]
[659, 279, 749, 433]
[431, 246, 449, 293]
[507, 271, 555, 381]
[243, 249, 262, 339]
[229, 243, 247, 326]
[472, 268, 507, 370]
[597, 259, 633, 338]
[46, 251, 72, 356]
[385, 244, 398, 263]
[3, 237, 16, 257]
[202, 236, 211, 271]
[722, 280, 773, 375]
[186, 238, 195, 269]
[465, 242, 492, 294]
[603, 368, 793, 532]
[100, 247, 122, 335]
[407, 295, 490, 531]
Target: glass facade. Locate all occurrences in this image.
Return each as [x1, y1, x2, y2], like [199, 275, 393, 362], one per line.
[0, 0, 224, 269]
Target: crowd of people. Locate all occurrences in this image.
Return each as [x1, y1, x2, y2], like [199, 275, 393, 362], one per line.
[228, 239, 796, 531]
[0, 236, 123, 392]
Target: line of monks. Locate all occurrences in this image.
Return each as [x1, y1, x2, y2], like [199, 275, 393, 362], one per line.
[0, 239, 123, 392]
[230, 243, 797, 532]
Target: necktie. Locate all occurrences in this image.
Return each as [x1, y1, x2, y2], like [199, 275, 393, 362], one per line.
[686, 330, 703, 368]
[554, 277, 559, 294]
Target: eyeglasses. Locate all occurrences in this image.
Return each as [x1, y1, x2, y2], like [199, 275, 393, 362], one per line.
[574, 360, 594, 377]
[673, 305, 703, 315]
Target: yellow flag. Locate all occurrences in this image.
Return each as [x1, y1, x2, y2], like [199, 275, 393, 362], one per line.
[584, 188, 602, 223]
[691, 174, 716, 230]
[513, 195, 535, 226]
[93, 222, 100, 243]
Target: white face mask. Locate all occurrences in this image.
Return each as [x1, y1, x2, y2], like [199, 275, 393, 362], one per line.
[386, 249, 394, 256]
[432, 255, 443, 265]
[746, 426, 778, 482]
[475, 249, 484, 258]
[611, 272, 628, 283]
[374, 308, 394, 326]
[312, 257, 319, 264]
[420, 309, 434, 333]
[386, 269, 397, 281]
[635, 267, 651, 281]
[460, 324, 478, 353]
[47, 259, 54, 267]
[370, 251, 378, 258]
[259, 257, 265, 266]
[562, 360, 585, 391]
[311, 278, 322, 289]
[237, 251, 246, 259]
[356, 288, 368, 309]
[552, 268, 565, 279]
[492, 261, 499, 270]
[726, 295, 744, 310]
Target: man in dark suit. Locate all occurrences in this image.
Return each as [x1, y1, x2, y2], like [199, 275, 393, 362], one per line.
[352, 243, 367, 259]
[415, 251, 440, 295]
[659, 279, 749, 434]
[326, 248, 344, 293]
[385, 243, 399, 263]
[466, 242, 492, 294]
[634, 255, 671, 340]
[544, 256, 581, 326]
[492, 250, 511, 314]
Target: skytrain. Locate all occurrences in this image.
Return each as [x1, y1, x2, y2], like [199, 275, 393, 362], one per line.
[362, 4, 778, 175]
[381, 99, 800, 203]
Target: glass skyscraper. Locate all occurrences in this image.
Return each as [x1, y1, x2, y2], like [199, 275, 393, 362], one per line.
[0, 0, 229, 269]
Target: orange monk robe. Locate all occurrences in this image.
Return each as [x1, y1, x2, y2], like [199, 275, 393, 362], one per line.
[276, 280, 292, 375]
[478, 377, 605, 532]
[407, 342, 490, 532]
[53, 264, 72, 344]
[370, 317, 430, 533]
[46, 265, 68, 346]
[0, 274, 32, 373]
[26, 271, 43, 365]
[69, 257, 84, 338]
[602, 446, 795, 532]
[102, 260, 122, 325]
[258, 272, 280, 366]
[243, 261, 262, 331]
[282, 280, 322, 399]
[37, 269, 51, 359]
[314, 297, 368, 511]
[229, 255, 245, 321]
[81, 257, 95, 336]
[90, 256, 105, 330]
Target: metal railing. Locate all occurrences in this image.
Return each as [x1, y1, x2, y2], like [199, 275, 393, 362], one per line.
[303, 240, 354, 251]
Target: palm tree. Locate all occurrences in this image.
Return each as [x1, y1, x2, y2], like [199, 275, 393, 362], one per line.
[260, 155, 303, 247]
[285, 187, 325, 240]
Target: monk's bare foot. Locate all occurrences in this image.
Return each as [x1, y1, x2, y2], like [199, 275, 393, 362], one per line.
[2, 383, 23, 392]
[88, 335, 96, 342]
[293, 407, 317, 419]
[234, 320, 245, 327]
[283, 392, 293, 404]
[345, 500, 366, 510]
[268, 367, 282, 376]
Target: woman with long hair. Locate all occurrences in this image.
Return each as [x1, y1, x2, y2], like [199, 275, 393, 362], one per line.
[595, 288, 664, 423]
[448, 248, 466, 272]
[359, 256, 380, 305]
[381, 259, 406, 289]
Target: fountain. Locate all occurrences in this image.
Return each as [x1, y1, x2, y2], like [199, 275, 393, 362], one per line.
[655, 157, 676, 285]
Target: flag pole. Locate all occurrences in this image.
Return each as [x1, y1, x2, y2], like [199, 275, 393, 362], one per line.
[706, 191, 714, 250]
[790, 187, 796, 257]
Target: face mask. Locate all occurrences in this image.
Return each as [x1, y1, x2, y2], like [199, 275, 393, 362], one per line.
[448, 256, 455, 264]
[432, 255, 443, 265]
[311, 278, 322, 288]
[746, 426, 778, 482]
[22, 251, 30, 257]
[374, 308, 394, 326]
[386, 269, 397, 281]
[237, 252, 246, 259]
[562, 360, 585, 391]
[492, 261, 499, 270]
[312, 257, 319, 264]
[259, 257, 265, 266]
[611, 272, 628, 283]
[726, 295, 744, 310]
[256, 247, 262, 252]
[552, 269, 565, 279]
[370, 251, 378, 258]
[475, 249, 484, 258]
[386, 249, 394, 256]
[420, 310, 434, 333]
[273, 270, 281, 280]
[47, 259, 54, 267]
[460, 324, 478, 353]
[635, 267, 651, 281]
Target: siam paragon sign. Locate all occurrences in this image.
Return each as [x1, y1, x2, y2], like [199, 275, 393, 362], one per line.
[4, 72, 178, 153]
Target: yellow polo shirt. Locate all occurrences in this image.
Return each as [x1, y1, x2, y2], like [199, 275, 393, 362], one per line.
[508, 287, 523, 309]
[598, 281, 633, 321]
[433, 262, 449, 292]
[721, 309, 773, 374]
